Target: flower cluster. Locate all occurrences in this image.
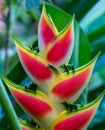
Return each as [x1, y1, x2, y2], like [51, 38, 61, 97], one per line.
[0, 5, 104, 130]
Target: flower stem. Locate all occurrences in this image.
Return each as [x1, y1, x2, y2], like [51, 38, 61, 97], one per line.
[0, 79, 22, 130]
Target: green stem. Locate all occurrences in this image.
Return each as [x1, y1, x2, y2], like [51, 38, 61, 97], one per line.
[0, 79, 22, 130]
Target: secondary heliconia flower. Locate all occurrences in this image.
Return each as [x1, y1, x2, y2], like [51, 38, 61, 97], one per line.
[0, 4, 104, 130]
[0, 73, 105, 130]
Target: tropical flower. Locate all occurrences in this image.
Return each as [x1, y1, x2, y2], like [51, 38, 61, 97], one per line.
[0, 4, 104, 130]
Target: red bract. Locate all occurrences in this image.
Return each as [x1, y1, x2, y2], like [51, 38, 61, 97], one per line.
[12, 37, 55, 93]
[50, 90, 105, 130]
[45, 19, 74, 67]
[49, 53, 99, 103]
[38, 5, 58, 53]
[0, 4, 104, 130]
[38, 4, 74, 67]
[0, 74, 57, 129]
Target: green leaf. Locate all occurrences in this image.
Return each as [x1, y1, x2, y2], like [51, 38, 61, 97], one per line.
[7, 61, 27, 84]
[64, 0, 98, 21]
[88, 25, 105, 43]
[80, 1, 105, 29]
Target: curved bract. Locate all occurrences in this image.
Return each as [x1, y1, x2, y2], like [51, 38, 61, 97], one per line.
[50, 90, 105, 130]
[37, 4, 74, 68]
[12, 35, 55, 93]
[0, 74, 57, 128]
[49, 53, 100, 103]
[45, 18, 74, 67]
[38, 5, 58, 54]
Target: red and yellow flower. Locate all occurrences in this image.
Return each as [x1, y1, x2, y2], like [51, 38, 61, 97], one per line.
[0, 4, 104, 130]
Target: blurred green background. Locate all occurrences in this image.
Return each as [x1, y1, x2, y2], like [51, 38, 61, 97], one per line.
[0, 0, 105, 130]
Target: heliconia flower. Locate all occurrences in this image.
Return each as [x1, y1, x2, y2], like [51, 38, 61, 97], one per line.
[0, 4, 104, 130]
[50, 90, 105, 130]
[45, 18, 74, 67]
[38, 5, 58, 54]
[12, 36, 55, 93]
[49, 52, 100, 103]
[0, 74, 57, 129]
